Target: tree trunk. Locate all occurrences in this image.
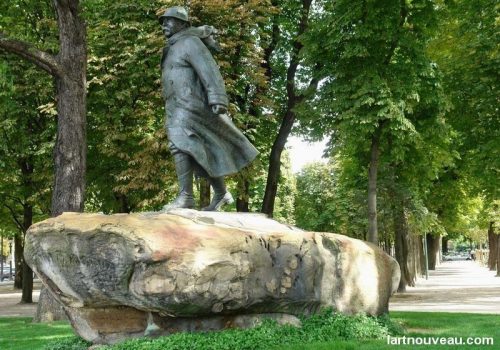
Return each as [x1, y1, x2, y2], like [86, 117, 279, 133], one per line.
[394, 206, 411, 292]
[48, 0, 87, 217]
[426, 234, 441, 270]
[21, 205, 33, 303]
[442, 236, 449, 255]
[13, 234, 23, 289]
[407, 234, 424, 280]
[38, 0, 87, 322]
[261, 0, 315, 217]
[115, 193, 131, 213]
[261, 125, 288, 216]
[199, 178, 210, 209]
[367, 127, 382, 244]
[19, 160, 34, 303]
[488, 222, 496, 270]
[21, 261, 33, 304]
[236, 178, 250, 212]
[0, 0, 87, 321]
[496, 232, 500, 277]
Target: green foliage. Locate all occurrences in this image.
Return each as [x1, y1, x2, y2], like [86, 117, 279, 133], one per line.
[36, 312, 500, 350]
[0, 0, 56, 228]
[83, 0, 175, 213]
[429, 0, 499, 201]
[80, 309, 400, 350]
[42, 337, 90, 350]
[297, 0, 462, 247]
[295, 161, 339, 233]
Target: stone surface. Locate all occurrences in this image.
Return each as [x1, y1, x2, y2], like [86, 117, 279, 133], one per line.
[25, 210, 400, 344]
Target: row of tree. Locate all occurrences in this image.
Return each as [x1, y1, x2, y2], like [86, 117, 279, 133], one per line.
[0, 0, 498, 314]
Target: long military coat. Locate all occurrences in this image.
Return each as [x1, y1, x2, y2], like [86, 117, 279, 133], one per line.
[161, 28, 258, 178]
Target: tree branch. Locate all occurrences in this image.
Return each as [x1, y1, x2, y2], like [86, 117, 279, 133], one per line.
[0, 32, 62, 77]
[3, 203, 24, 233]
[384, 0, 408, 65]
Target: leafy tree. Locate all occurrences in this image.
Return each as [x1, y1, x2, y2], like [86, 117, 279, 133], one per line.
[429, 0, 498, 200]
[82, 0, 174, 213]
[260, 0, 321, 217]
[0, 0, 87, 216]
[429, 0, 499, 273]
[302, 0, 446, 245]
[295, 162, 338, 232]
[0, 2, 57, 303]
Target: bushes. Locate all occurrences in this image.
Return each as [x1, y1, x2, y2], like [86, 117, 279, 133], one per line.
[42, 337, 90, 350]
[43, 309, 403, 350]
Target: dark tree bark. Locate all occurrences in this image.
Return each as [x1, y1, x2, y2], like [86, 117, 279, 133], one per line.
[367, 126, 383, 244]
[199, 178, 211, 209]
[496, 232, 500, 277]
[20, 196, 34, 302]
[19, 159, 34, 303]
[442, 236, 449, 255]
[21, 261, 33, 304]
[487, 222, 496, 270]
[20, 203, 34, 304]
[1, 0, 87, 322]
[261, 0, 318, 217]
[393, 205, 414, 292]
[426, 234, 441, 270]
[13, 235, 23, 289]
[114, 193, 131, 213]
[236, 178, 250, 212]
[50, 0, 87, 216]
[1, 1, 87, 213]
[407, 234, 424, 280]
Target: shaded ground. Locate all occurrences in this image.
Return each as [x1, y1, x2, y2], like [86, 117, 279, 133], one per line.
[390, 260, 500, 314]
[0, 281, 41, 317]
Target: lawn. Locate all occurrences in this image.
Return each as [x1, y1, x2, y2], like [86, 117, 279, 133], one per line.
[0, 312, 498, 350]
[0, 317, 76, 350]
[283, 312, 499, 350]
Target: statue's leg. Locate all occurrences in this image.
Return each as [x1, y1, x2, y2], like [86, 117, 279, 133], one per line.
[162, 148, 195, 211]
[202, 177, 234, 211]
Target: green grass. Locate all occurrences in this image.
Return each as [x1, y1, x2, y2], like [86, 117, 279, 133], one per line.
[0, 312, 498, 350]
[0, 317, 77, 350]
[283, 312, 500, 350]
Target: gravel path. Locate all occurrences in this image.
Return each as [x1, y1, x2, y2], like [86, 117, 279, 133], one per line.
[390, 260, 500, 314]
[0, 281, 40, 317]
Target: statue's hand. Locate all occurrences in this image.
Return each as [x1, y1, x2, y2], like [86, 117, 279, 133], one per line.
[211, 104, 227, 115]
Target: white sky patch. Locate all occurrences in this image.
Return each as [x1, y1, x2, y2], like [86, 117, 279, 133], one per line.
[287, 136, 329, 173]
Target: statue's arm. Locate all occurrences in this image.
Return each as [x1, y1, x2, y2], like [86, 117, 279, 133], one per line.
[185, 37, 228, 107]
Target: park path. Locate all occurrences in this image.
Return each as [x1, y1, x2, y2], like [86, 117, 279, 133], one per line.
[0, 261, 499, 317]
[0, 281, 40, 317]
[390, 260, 500, 314]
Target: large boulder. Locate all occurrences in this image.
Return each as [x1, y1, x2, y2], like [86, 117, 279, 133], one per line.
[25, 210, 400, 344]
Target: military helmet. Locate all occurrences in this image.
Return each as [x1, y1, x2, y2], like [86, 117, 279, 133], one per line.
[158, 6, 190, 24]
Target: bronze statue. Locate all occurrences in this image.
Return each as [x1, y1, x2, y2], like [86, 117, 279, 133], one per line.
[159, 7, 258, 211]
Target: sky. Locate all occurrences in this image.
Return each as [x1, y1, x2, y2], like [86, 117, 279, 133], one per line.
[286, 136, 329, 173]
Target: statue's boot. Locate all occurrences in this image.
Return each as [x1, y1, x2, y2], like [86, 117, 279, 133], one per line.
[202, 177, 234, 211]
[162, 153, 195, 211]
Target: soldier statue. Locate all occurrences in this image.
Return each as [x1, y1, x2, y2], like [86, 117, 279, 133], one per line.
[159, 7, 258, 211]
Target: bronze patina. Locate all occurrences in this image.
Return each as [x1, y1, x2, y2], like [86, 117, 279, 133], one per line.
[159, 7, 258, 211]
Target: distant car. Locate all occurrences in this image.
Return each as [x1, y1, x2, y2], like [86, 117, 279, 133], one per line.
[0, 267, 15, 281]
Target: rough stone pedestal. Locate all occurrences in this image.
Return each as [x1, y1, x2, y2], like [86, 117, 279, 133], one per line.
[25, 210, 400, 344]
